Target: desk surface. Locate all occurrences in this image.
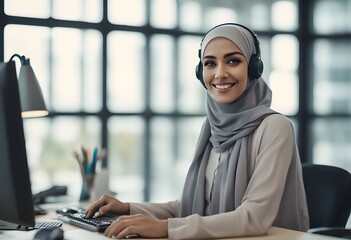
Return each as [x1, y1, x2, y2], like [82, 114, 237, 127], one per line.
[0, 202, 342, 240]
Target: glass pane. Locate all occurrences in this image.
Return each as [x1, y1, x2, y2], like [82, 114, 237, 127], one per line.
[269, 34, 299, 115]
[259, 37, 272, 84]
[150, 35, 175, 113]
[4, 0, 50, 18]
[271, 35, 298, 72]
[179, 1, 202, 31]
[312, 119, 351, 173]
[108, 0, 146, 26]
[200, 5, 237, 30]
[178, 0, 298, 32]
[52, 0, 102, 22]
[82, 31, 103, 112]
[150, 0, 177, 29]
[251, 3, 270, 30]
[271, 1, 298, 31]
[4, 25, 51, 109]
[313, 0, 351, 34]
[24, 117, 101, 199]
[108, 117, 145, 202]
[52, 28, 102, 112]
[177, 35, 206, 114]
[313, 40, 351, 114]
[107, 31, 146, 112]
[5, 0, 102, 22]
[179, 0, 237, 31]
[149, 116, 205, 202]
[270, 72, 298, 115]
[150, 117, 176, 201]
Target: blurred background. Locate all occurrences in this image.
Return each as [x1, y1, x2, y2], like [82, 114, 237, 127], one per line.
[0, 0, 351, 205]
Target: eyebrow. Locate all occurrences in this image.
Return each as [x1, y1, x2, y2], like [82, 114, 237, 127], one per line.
[204, 51, 244, 59]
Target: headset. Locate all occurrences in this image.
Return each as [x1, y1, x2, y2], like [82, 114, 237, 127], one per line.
[195, 23, 263, 88]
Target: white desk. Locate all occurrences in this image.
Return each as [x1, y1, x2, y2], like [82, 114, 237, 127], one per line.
[0, 225, 343, 240]
[0, 203, 342, 240]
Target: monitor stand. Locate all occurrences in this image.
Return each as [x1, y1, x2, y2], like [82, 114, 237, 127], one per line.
[0, 220, 32, 231]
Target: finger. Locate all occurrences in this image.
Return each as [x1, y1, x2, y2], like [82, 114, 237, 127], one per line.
[114, 215, 154, 239]
[104, 218, 122, 238]
[84, 205, 100, 218]
[84, 195, 110, 217]
[106, 223, 138, 239]
[117, 226, 139, 239]
[104, 215, 139, 238]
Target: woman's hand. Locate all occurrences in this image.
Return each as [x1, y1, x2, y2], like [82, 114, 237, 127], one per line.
[84, 194, 130, 218]
[104, 214, 168, 239]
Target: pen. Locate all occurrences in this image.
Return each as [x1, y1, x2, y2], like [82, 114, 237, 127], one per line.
[81, 146, 88, 173]
[72, 151, 84, 175]
[87, 147, 98, 175]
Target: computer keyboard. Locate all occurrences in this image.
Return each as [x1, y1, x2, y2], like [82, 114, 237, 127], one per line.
[35, 220, 63, 229]
[58, 211, 118, 232]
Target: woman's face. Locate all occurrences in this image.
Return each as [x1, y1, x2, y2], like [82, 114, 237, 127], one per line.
[203, 37, 249, 104]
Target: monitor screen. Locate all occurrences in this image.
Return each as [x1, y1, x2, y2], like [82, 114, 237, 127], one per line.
[0, 60, 35, 230]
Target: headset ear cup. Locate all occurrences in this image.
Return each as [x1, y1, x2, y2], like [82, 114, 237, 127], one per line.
[248, 54, 264, 80]
[256, 57, 264, 78]
[195, 61, 202, 80]
[195, 61, 206, 88]
[195, 47, 207, 88]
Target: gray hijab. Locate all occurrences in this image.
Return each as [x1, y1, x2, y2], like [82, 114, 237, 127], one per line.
[180, 24, 277, 216]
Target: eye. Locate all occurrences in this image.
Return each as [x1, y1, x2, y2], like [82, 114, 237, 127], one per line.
[204, 60, 216, 67]
[227, 58, 241, 65]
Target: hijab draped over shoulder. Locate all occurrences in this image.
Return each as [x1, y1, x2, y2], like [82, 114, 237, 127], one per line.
[180, 24, 278, 216]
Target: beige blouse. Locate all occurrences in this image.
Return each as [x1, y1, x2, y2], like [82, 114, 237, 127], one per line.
[130, 114, 309, 239]
[205, 150, 228, 215]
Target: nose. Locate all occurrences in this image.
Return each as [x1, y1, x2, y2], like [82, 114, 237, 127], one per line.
[215, 63, 228, 80]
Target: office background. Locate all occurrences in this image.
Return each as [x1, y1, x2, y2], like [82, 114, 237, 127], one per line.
[1, 0, 351, 203]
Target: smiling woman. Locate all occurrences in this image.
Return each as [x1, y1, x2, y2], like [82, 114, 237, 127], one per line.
[6, 1, 350, 230]
[83, 23, 309, 240]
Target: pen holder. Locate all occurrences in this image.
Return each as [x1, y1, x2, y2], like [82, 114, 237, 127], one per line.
[79, 174, 95, 201]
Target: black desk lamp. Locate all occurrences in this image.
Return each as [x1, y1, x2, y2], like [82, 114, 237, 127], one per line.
[9, 54, 48, 118]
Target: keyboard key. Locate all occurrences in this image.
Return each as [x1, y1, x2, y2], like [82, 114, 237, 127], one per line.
[35, 220, 63, 229]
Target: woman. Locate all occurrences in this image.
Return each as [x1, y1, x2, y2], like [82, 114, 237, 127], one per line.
[85, 23, 310, 239]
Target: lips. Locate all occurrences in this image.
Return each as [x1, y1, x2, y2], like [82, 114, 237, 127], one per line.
[212, 83, 236, 89]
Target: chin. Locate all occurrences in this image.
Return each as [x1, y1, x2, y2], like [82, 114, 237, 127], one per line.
[214, 97, 235, 105]
[209, 88, 243, 104]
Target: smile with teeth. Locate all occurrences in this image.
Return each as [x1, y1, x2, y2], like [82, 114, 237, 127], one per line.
[213, 83, 236, 89]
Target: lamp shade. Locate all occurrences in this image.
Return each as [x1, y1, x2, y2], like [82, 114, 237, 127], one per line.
[11, 55, 49, 118]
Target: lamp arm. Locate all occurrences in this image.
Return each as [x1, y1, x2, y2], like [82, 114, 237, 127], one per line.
[9, 54, 29, 65]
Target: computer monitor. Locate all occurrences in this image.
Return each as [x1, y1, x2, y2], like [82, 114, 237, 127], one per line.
[0, 60, 35, 230]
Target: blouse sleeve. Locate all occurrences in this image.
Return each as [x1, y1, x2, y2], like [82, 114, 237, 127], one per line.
[129, 200, 180, 219]
[168, 115, 296, 239]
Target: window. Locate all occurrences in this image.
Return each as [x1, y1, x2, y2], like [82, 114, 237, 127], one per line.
[4, 0, 350, 202]
[311, 0, 351, 171]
